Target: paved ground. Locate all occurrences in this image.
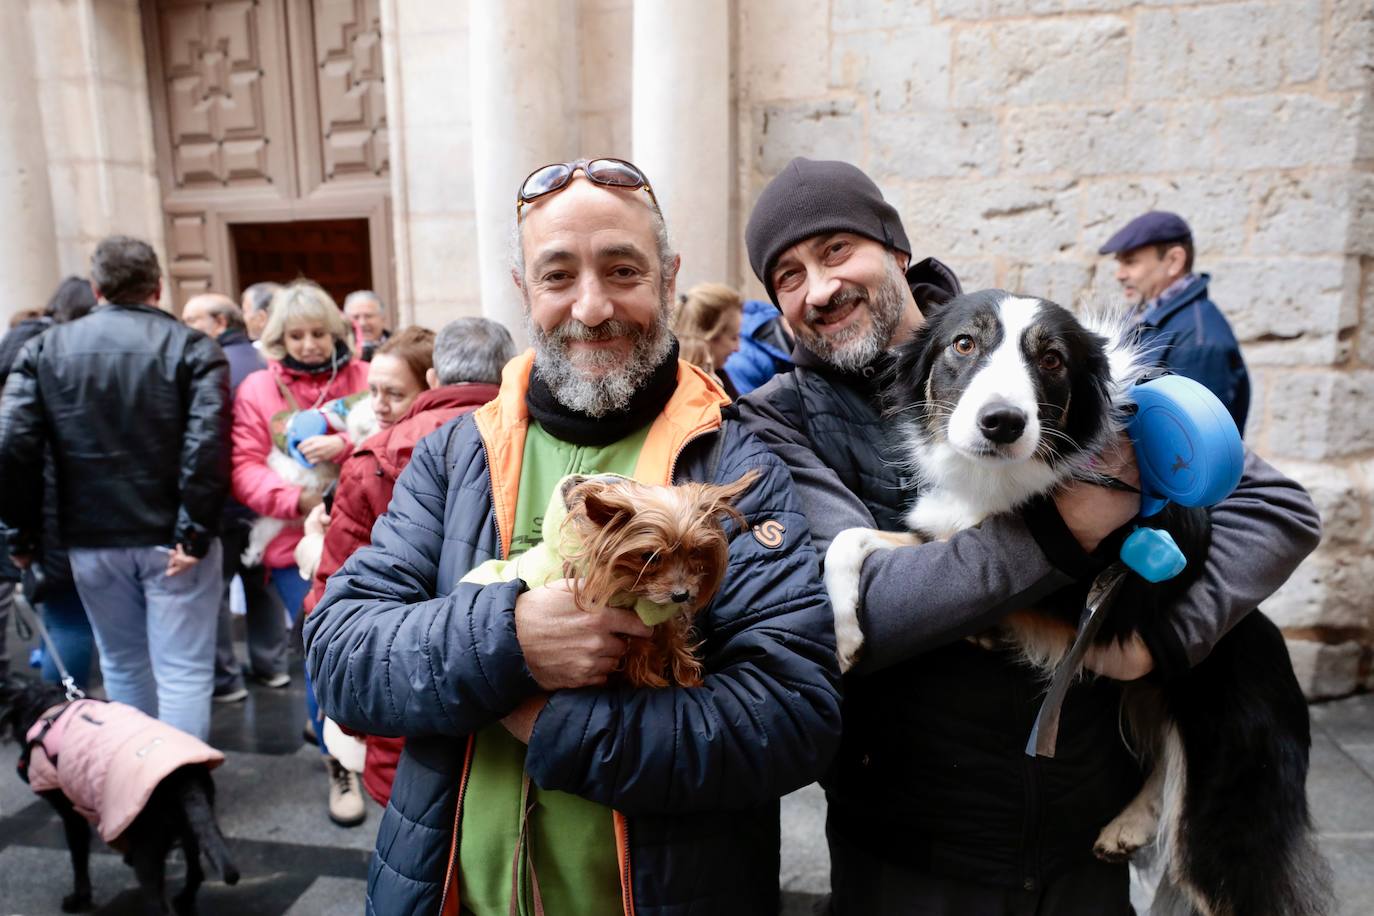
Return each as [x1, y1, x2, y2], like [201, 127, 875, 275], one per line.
[3, 629, 1371, 915]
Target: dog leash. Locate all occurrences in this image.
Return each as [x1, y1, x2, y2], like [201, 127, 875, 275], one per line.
[1025, 563, 1127, 758]
[10, 592, 86, 702]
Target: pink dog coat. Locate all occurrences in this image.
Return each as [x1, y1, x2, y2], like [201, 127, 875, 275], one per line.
[25, 699, 224, 844]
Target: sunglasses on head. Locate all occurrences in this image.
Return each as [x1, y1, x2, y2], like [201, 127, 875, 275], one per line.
[516, 158, 660, 218]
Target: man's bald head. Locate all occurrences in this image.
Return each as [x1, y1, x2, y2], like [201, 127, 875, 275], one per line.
[511, 176, 673, 286]
[182, 292, 245, 339]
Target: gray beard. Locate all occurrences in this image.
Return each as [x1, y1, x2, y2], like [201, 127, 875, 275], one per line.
[527, 292, 674, 417]
[800, 257, 907, 374]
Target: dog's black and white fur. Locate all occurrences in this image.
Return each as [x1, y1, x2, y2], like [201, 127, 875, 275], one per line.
[0, 676, 239, 914]
[825, 289, 1329, 916]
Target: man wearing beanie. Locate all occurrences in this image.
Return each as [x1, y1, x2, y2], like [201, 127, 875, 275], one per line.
[736, 157, 1320, 914]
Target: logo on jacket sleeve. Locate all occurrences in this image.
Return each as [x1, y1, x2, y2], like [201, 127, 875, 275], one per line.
[751, 519, 786, 549]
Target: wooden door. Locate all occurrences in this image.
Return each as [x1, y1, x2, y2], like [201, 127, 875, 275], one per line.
[231, 218, 372, 308]
[142, 0, 393, 317]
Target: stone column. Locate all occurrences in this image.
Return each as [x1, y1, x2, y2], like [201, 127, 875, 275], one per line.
[632, 0, 732, 291]
[468, 0, 580, 341]
[0, 1, 59, 322]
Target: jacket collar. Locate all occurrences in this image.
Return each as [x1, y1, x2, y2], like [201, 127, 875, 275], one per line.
[369, 382, 500, 477]
[406, 383, 499, 420]
[1138, 273, 1210, 329]
[93, 301, 176, 321]
[789, 341, 894, 398]
[472, 350, 729, 558]
[216, 329, 251, 348]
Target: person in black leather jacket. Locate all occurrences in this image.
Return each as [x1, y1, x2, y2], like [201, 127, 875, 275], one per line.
[0, 236, 230, 740]
[1, 276, 101, 689]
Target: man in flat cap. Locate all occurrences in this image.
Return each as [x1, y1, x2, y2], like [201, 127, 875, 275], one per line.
[1101, 210, 1250, 431]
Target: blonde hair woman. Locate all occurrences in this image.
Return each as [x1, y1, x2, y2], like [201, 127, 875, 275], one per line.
[672, 282, 744, 399]
[229, 280, 371, 827]
[258, 281, 356, 364]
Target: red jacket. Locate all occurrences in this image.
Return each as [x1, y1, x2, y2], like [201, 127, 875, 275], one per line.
[231, 359, 370, 570]
[302, 382, 498, 805]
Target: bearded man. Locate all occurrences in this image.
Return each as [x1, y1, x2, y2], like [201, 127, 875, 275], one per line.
[304, 159, 841, 916]
[737, 158, 1319, 914]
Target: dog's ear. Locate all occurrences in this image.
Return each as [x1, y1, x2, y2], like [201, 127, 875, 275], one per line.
[576, 481, 636, 529]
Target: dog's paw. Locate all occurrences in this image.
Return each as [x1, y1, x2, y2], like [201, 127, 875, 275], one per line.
[825, 529, 893, 673]
[1093, 808, 1158, 863]
[61, 891, 94, 913]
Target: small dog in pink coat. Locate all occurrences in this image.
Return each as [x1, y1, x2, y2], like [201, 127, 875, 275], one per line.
[1, 675, 239, 914]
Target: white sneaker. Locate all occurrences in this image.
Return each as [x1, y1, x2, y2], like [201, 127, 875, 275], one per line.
[326, 756, 365, 827]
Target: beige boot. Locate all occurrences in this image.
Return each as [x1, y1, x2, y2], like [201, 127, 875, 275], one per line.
[326, 755, 365, 827]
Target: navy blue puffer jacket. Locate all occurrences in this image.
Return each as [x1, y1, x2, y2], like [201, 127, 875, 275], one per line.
[305, 357, 842, 916]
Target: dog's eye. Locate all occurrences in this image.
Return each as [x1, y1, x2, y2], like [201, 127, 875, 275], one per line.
[1039, 351, 1064, 371]
[641, 551, 661, 566]
[952, 335, 976, 355]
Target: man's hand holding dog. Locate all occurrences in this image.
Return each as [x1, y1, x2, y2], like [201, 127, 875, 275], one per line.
[514, 578, 654, 690]
[1054, 434, 1142, 553]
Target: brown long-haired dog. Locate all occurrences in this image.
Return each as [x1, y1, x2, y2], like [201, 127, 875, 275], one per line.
[561, 471, 759, 688]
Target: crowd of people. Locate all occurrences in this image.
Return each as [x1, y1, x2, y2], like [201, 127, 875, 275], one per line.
[0, 154, 1309, 916]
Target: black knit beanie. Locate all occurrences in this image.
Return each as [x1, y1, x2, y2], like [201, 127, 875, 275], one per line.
[746, 157, 911, 304]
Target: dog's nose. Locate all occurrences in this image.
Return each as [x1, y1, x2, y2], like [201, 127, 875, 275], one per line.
[977, 404, 1027, 444]
[670, 590, 691, 604]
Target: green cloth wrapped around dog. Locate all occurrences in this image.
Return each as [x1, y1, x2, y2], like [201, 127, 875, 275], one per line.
[461, 473, 680, 627]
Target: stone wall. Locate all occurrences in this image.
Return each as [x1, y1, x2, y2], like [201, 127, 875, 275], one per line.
[25, 0, 166, 303]
[737, 0, 1374, 696]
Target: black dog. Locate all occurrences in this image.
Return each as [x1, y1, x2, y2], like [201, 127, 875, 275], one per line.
[0, 676, 239, 914]
[826, 289, 1330, 916]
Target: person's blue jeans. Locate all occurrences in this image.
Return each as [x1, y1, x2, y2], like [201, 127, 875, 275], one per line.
[69, 542, 222, 741]
[0, 580, 13, 684]
[270, 565, 326, 754]
[39, 587, 96, 690]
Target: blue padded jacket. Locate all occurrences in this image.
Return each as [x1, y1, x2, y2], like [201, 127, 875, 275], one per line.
[305, 357, 842, 916]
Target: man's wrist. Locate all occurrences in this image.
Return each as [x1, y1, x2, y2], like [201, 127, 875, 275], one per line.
[1022, 494, 1101, 580]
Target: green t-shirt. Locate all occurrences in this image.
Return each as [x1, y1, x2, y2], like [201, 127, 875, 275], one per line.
[458, 420, 651, 916]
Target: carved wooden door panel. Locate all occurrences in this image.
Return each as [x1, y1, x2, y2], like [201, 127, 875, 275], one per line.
[143, 0, 392, 313]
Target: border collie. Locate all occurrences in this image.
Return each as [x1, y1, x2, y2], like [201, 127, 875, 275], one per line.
[825, 289, 1329, 916]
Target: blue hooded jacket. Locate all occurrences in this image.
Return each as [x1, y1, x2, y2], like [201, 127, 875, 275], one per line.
[724, 300, 794, 397]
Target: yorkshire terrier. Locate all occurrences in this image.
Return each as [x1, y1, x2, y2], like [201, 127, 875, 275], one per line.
[562, 471, 758, 687]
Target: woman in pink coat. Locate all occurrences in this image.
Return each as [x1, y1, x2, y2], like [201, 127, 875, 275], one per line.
[230, 280, 369, 825]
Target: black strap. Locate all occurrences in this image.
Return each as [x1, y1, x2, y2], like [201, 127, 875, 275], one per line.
[17, 701, 82, 784]
[272, 372, 303, 413]
[508, 774, 546, 916]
